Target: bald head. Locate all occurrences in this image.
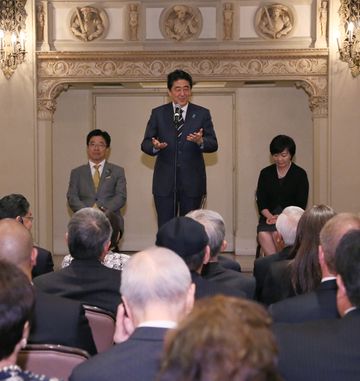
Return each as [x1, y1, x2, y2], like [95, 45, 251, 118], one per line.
[121, 246, 192, 312]
[320, 213, 360, 273]
[0, 219, 33, 269]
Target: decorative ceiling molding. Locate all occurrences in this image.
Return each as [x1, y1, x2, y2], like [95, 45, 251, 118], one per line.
[37, 49, 328, 119]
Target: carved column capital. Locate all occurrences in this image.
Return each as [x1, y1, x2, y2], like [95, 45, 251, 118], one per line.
[37, 81, 69, 121]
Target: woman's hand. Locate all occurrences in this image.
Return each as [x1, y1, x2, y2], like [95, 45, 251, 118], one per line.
[266, 215, 278, 225]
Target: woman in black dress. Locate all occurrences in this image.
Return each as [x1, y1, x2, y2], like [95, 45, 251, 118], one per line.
[256, 135, 309, 256]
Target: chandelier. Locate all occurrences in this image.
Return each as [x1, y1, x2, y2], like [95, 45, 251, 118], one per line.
[338, 0, 360, 77]
[0, 0, 27, 79]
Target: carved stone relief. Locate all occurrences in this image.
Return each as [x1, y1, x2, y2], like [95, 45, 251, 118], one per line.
[36, 2, 45, 42]
[161, 5, 202, 41]
[319, 0, 328, 38]
[223, 3, 234, 40]
[70, 6, 108, 42]
[255, 4, 294, 40]
[128, 3, 139, 41]
[37, 50, 328, 119]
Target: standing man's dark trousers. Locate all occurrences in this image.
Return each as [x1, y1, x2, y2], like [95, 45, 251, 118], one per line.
[154, 180, 204, 228]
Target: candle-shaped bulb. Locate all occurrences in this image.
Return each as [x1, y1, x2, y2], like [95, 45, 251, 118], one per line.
[348, 21, 354, 42]
[0, 29, 4, 51]
[19, 30, 25, 50]
[11, 32, 17, 52]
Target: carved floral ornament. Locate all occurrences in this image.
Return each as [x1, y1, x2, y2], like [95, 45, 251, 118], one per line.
[36, 50, 328, 118]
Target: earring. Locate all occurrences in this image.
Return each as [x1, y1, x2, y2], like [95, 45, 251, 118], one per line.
[21, 338, 27, 348]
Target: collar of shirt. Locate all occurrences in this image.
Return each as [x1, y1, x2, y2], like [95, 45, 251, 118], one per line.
[321, 276, 337, 283]
[173, 102, 188, 121]
[137, 320, 177, 329]
[344, 306, 357, 316]
[89, 159, 106, 176]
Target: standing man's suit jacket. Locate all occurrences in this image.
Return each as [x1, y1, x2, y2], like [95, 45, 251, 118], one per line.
[70, 327, 167, 381]
[141, 102, 218, 197]
[202, 261, 256, 299]
[274, 309, 360, 381]
[32, 245, 54, 278]
[67, 161, 126, 232]
[269, 279, 339, 323]
[30, 287, 97, 355]
[34, 258, 121, 314]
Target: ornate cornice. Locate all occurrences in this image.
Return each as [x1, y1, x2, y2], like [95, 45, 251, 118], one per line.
[37, 49, 328, 118]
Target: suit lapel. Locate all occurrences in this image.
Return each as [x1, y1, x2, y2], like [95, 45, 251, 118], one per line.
[179, 103, 196, 144]
[85, 164, 97, 193]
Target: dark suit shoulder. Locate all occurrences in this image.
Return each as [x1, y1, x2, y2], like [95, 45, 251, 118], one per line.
[70, 327, 167, 381]
[270, 280, 339, 323]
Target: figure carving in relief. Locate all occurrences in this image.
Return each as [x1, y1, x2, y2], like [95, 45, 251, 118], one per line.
[223, 3, 234, 40]
[36, 3, 45, 42]
[257, 4, 293, 39]
[319, 0, 328, 37]
[164, 5, 200, 41]
[71, 6, 105, 42]
[129, 4, 139, 41]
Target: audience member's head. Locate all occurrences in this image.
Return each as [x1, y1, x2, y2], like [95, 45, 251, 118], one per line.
[0, 219, 36, 279]
[158, 295, 280, 381]
[186, 209, 225, 259]
[156, 217, 209, 273]
[0, 193, 34, 230]
[319, 213, 360, 276]
[0, 260, 34, 363]
[335, 230, 360, 316]
[117, 247, 194, 334]
[275, 206, 304, 247]
[67, 207, 112, 260]
[290, 204, 336, 294]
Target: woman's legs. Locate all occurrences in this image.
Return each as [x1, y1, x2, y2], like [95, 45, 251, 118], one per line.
[257, 231, 277, 256]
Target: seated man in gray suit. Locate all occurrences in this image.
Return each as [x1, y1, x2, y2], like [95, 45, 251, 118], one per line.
[70, 246, 195, 381]
[67, 129, 126, 234]
[274, 229, 360, 381]
[187, 209, 255, 299]
[270, 213, 360, 323]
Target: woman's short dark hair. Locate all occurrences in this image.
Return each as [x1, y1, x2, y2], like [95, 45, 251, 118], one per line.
[0, 260, 34, 360]
[86, 129, 111, 147]
[270, 135, 296, 158]
[167, 70, 193, 90]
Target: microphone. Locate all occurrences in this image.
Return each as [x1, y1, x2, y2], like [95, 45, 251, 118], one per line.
[173, 105, 181, 124]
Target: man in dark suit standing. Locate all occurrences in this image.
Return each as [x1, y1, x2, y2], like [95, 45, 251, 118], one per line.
[67, 129, 126, 234]
[34, 208, 121, 314]
[141, 69, 218, 227]
[0, 219, 96, 355]
[70, 246, 195, 381]
[187, 209, 256, 299]
[274, 229, 360, 381]
[0, 193, 54, 278]
[270, 213, 360, 323]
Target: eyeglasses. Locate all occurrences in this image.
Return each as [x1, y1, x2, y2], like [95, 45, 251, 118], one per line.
[23, 215, 34, 222]
[89, 143, 107, 149]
